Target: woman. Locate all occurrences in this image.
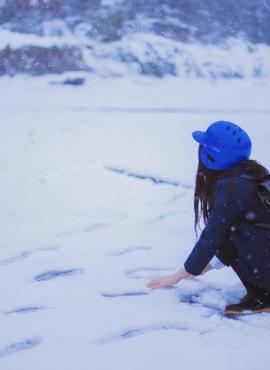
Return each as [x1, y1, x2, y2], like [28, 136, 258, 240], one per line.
[147, 121, 270, 316]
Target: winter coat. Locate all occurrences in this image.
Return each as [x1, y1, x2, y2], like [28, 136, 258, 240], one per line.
[184, 169, 270, 292]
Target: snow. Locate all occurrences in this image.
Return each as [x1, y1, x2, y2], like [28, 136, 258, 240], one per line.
[102, 0, 126, 5]
[0, 75, 270, 370]
[2, 26, 270, 79]
[84, 33, 270, 78]
[0, 28, 74, 49]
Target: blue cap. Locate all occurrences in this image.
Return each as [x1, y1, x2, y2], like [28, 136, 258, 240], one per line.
[192, 131, 205, 144]
[192, 121, 252, 170]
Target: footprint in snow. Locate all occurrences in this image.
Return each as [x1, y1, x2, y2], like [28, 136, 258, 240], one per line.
[5, 306, 45, 315]
[176, 284, 237, 316]
[0, 251, 32, 266]
[0, 338, 41, 358]
[34, 268, 83, 282]
[95, 323, 189, 345]
[126, 266, 172, 280]
[145, 211, 180, 224]
[109, 245, 152, 256]
[55, 223, 110, 237]
[0, 247, 62, 268]
[38, 245, 61, 252]
[102, 291, 149, 298]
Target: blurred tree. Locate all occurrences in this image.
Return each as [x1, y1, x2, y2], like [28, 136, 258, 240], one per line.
[68, 0, 101, 11]
[0, 0, 270, 45]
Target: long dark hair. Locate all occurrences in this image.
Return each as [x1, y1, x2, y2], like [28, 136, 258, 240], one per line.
[194, 145, 269, 235]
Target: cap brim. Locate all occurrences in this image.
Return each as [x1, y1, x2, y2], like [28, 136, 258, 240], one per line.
[192, 131, 205, 144]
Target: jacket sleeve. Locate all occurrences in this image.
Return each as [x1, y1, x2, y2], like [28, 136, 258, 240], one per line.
[184, 177, 251, 275]
[210, 255, 226, 269]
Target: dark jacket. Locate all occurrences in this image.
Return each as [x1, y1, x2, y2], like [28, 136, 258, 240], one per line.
[184, 169, 270, 292]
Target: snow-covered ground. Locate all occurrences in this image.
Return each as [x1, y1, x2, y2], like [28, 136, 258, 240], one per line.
[0, 75, 270, 370]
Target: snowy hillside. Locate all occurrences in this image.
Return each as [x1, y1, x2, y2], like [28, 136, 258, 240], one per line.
[1, 0, 270, 78]
[1, 28, 270, 79]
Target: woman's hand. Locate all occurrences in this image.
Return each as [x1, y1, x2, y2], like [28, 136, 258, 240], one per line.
[147, 267, 191, 290]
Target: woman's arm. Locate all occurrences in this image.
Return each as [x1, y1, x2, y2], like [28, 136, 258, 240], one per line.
[183, 177, 249, 276]
[147, 179, 242, 290]
[201, 262, 214, 274]
[147, 267, 190, 290]
[147, 263, 214, 290]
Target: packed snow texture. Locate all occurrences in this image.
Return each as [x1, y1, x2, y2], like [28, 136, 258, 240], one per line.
[0, 75, 270, 370]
